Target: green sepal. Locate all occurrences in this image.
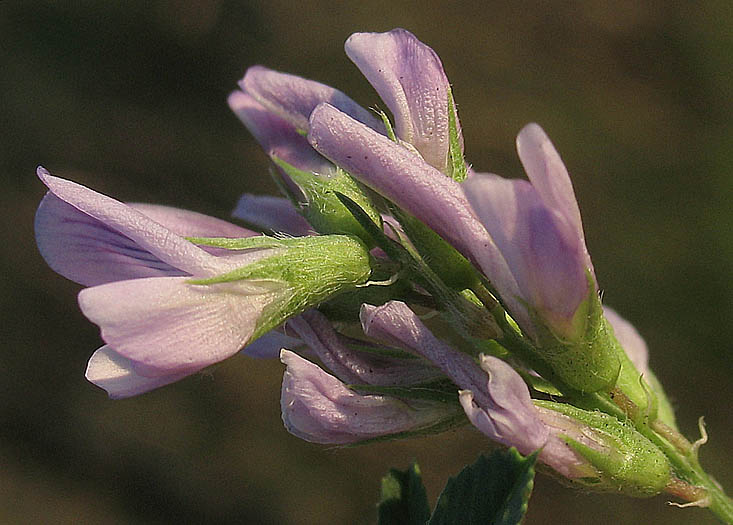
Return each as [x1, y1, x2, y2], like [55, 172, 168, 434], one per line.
[447, 87, 468, 182]
[187, 235, 291, 250]
[188, 235, 372, 342]
[429, 449, 537, 525]
[377, 109, 398, 142]
[534, 400, 672, 497]
[350, 378, 460, 404]
[334, 192, 501, 344]
[390, 205, 478, 291]
[532, 272, 652, 408]
[271, 156, 382, 245]
[646, 369, 678, 430]
[378, 462, 431, 525]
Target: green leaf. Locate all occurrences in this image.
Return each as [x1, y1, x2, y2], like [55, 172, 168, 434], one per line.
[378, 462, 431, 525]
[429, 449, 537, 525]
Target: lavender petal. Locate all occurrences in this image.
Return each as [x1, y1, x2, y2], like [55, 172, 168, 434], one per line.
[345, 29, 461, 172]
[280, 349, 454, 444]
[308, 104, 523, 319]
[232, 193, 312, 236]
[78, 276, 285, 372]
[241, 65, 383, 134]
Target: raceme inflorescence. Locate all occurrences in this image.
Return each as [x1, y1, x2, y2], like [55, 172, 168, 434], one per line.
[35, 28, 732, 523]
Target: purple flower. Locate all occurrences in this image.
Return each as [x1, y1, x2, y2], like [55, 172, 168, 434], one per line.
[361, 301, 546, 452]
[35, 168, 259, 287]
[36, 168, 292, 397]
[228, 29, 462, 220]
[285, 309, 440, 387]
[463, 123, 594, 340]
[345, 29, 462, 173]
[279, 349, 459, 444]
[360, 300, 604, 479]
[308, 106, 598, 346]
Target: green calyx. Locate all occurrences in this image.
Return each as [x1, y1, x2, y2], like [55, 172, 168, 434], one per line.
[530, 274, 656, 423]
[189, 234, 372, 340]
[391, 206, 478, 291]
[532, 281, 623, 394]
[535, 400, 672, 497]
[447, 87, 468, 182]
[271, 156, 382, 246]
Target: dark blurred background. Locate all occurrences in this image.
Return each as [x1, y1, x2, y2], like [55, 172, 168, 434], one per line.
[2, 1, 731, 523]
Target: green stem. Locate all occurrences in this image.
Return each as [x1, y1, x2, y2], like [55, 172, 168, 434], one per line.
[586, 392, 733, 523]
[643, 427, 733, 523]
[470, 284, 733, 521]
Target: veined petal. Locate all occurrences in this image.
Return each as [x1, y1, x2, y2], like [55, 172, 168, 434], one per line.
[287, 309, 440, 386]
[85, 345, 195, 399]
[36, 168, 238, 281]
[241, 65, 383, 134]
[516, 123, 593, 275]
[463, 173, 588, 338]
[345, 28, 460, 172]
[78, 276, 287, 372]
[603, 306, 649, 377]
[130, 203, 258, 258]
[36, 191, 186, 286]
[526, 206, 589, 333]
[280, 349, 453, 444]
[228, 91, 331, 176]
[36, 170, 266, 286]
[130, 203, 255, 238]
[308, 104, 523, 320]
[232, 193, 312, 236]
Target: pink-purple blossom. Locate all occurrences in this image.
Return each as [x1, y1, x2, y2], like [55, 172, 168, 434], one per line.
[34, 27, 678, 498]
[280, 349, 459, 444]
[36, 168, 295, 397]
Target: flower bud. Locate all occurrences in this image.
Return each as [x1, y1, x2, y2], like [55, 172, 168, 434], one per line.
[535, 400, 672, 497]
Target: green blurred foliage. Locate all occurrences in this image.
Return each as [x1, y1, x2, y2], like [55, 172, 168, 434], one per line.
[1, 1, 731, 523]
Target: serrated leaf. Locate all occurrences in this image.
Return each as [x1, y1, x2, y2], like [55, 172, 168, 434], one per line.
[429, 449, 537, 525]
[378, 462, 431, 525]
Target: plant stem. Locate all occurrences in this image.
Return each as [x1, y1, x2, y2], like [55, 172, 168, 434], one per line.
[588, 392, 733, 523]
